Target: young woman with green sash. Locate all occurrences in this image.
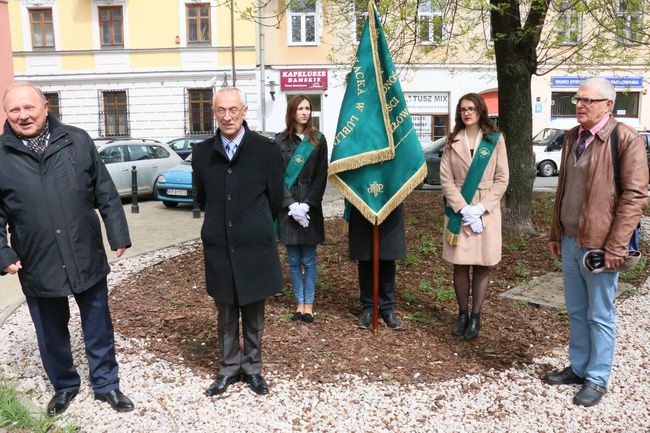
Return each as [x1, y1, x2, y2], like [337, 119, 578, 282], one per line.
[275, 95, 329, 323]
[440, 93, 509, 340]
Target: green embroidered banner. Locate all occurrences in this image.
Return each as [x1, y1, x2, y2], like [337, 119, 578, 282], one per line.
[327, 1, 426, 225]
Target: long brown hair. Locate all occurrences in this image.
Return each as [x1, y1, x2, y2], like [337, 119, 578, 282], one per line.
[285, 94, 319, 145]
[447, 93, 498, 147]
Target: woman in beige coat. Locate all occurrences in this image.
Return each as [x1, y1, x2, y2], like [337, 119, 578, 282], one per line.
[440, 93, 509, 340]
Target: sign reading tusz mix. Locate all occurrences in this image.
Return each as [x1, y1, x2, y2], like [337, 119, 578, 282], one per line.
[280, 69, 328, 91]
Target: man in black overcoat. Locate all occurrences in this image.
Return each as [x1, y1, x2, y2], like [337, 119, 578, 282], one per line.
[192, 87, 284, 396]
[0, 82, 134, 415]
[349, 204, 405, 330]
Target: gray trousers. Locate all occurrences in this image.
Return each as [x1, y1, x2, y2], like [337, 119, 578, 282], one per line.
[217, 299, 265, 376]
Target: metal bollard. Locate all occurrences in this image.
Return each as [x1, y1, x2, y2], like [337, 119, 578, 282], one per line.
[131, 165, 139, 214]
[191, 171, 201, 218]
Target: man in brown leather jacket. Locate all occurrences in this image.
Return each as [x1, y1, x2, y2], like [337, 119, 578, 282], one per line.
[545, 77, 648, 407]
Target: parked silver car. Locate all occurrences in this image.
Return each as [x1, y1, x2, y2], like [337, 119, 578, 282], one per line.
[96, 140, 182, 197]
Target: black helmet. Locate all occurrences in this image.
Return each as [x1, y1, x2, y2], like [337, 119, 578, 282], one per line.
[582, 249, 641, 273]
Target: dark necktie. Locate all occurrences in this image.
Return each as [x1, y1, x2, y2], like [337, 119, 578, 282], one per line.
[26, 121, 50, 155]
[576, 130, 591, 159]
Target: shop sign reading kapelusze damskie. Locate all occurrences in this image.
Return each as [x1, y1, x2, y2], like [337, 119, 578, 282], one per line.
[280, 69, 328, 91]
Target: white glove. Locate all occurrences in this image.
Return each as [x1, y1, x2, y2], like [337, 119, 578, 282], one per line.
[295, 214, 309, 228]
[298, 203, 310, 220]
[469, 218, 484, 234]
[288, 202, 301, 215]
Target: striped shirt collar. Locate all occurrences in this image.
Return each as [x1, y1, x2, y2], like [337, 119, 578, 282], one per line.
[220, 127, 245, 152]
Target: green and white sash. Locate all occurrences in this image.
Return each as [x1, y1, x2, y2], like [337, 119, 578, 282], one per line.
[444, 132, 500, 246]
[284, 132, 321, 189]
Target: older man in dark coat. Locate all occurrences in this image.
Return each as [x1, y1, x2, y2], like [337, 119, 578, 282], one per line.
[0, 82, 134, 415]
[192, 87, 284, 396]
[350, 204, 405, 330]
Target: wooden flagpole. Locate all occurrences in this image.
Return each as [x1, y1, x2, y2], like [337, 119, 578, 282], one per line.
[373, 223, 379, 334]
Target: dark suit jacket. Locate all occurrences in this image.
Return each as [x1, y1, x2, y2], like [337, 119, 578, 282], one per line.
[348, 204, 406, 261]
[192, 123, 284, 306]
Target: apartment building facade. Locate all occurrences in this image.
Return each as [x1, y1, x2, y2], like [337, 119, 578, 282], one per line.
[7, 0, 649, 144]
[8, 0, 260, 141]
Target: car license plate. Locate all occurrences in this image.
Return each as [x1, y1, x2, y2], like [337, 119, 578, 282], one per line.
[167, 189, 188, 197]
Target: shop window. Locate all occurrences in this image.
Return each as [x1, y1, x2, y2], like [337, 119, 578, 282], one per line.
[613, 92, 639, 117]
[412, 114, 448, 141]
[285, 94, 321, 130]
[552, 91, 639, 118]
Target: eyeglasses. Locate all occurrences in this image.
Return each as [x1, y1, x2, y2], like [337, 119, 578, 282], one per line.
[460, 107, 476, 114]
[215, 106, 243, 117]
[571, 96, 608, 106]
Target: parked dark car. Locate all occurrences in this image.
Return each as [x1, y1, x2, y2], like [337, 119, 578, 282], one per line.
[167, 135, 210, 159]
[422, 137, 446, 185]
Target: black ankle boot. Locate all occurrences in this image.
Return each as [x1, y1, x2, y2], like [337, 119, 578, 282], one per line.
[464, 316, 481, 340]
[452, 312, 469, 336]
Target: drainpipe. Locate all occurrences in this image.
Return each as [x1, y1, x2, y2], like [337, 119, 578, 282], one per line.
[258, 0, 266, 131]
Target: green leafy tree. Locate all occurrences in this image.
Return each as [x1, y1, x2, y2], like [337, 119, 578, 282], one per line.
[241, 0, 650, 233]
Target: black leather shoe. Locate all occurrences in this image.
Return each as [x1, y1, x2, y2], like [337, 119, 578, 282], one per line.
[47, 390, 78, 416]
[206, 374, 240, 396]
[94, 388, 134, 412]
[464, 317, 481, 340]
[291, 312, 303, 321]
[381, 311, 402, 330]
[244, 374, 269, 396]
[573, 380, 606, 407]
[357, 310, 372, 329]
[452, 313, 469, 336]
[544, 366, 585, 385]
[301, 313, 314, 323]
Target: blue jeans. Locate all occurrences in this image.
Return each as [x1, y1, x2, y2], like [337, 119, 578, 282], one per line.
[561, 236, 618, 388]
[286, 244, 317, 305]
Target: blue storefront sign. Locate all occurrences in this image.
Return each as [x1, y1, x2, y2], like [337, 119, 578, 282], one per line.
[551, 76, 643, 89]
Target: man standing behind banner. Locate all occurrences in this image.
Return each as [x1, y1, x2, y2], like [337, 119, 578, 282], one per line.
[327, 2, 427, 333]
[352, 205, 404, 330]
[192, 87, 284, 397]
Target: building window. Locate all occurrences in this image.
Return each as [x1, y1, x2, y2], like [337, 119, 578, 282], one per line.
[613, 92, 639, 117]
[99, 6, 124, 47]
[555, 1, 581, 44]
[29, 8, 54, 49]
[44, 92, 60, 120]
[617, 0, 643, 44]
[186, 3, 211, 44]
[412, 114, 448, 141]
[353, 0, 367, 42]
[102, 91, 129, 137]
[188, 88, 214, 135]
[417, 0, 444, 45]
[288, 0, 318, 45]
[552, 91, 640, 117]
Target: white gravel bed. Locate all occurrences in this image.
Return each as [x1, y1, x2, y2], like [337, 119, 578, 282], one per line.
[2, 238, 650, 432]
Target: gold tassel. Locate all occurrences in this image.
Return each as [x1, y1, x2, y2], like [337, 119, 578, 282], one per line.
[444, 229, 459, 246]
